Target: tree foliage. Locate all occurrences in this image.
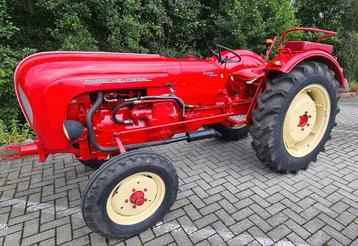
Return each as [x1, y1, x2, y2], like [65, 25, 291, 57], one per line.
[0, 0, 356, 129]
[294, 0, 358, 82]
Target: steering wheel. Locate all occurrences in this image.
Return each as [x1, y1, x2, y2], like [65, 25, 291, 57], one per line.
[210, 44, 242, 64]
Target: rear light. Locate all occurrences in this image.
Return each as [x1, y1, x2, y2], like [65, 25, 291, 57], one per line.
[18, 85, 34, 125]
[271, 60, 283, 66]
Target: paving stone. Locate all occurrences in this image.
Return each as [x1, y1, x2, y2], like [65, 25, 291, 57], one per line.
[306, 230, 331, 245]
[189, 226, 216, 244]
[139, 228, 155, 243]
[303, 217, 325, 233]
[170, 227, 193, 246]
[342, 222, 358, 240]
[21, 228, 55, 246]
[230, 218, 254, 234]
[124, 235, 142, 246]
[194, 213, 219, 229]
[0, 97, 358, 245]
[144, 233, 174, 246]
[267, 224, 291, 241]
[153, 221, 180, 236]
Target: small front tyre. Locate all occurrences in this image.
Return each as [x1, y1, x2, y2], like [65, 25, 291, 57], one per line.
[81, 151, 178, 238]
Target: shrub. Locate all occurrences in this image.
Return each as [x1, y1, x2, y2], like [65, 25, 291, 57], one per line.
[0, 119, 34, 146]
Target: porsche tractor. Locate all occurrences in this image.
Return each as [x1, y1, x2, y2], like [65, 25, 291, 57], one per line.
[2, 28, 346, 237]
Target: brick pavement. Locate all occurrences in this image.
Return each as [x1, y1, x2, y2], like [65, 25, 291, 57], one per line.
[0, 97, 358, 245]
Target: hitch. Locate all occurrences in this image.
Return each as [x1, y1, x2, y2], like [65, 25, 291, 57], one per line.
[1, 140, 47, 162]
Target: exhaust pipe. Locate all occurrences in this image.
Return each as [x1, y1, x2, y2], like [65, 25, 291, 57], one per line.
[126, 129, 221, 150]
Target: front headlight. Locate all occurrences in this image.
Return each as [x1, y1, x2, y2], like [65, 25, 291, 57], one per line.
[18, 85, 34, 125]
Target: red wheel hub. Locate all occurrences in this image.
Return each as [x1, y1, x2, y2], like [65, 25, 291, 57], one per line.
[130, 191, 145, 206]
[298, 113, 309, 127]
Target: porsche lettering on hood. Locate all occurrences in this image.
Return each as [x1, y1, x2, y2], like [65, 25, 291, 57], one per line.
[84, 77, 151, 85]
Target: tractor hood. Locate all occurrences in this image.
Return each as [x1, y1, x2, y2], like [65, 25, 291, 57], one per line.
[14, 52, 171, 150]
[14, 51, 264, 152]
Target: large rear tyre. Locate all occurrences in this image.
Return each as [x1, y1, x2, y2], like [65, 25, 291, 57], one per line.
[250, 61, 339, 173]
[209, 123, 249, 141]
[81, 151, 178, 238]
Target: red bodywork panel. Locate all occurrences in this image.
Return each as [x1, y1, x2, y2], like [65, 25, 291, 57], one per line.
[285, 41, 333, 54]
[13, 50, 264, 161]
[6, 28, 346, 162]
[266, 27, 347, 88]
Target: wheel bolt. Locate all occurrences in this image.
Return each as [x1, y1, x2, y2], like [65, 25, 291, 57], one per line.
[309, 115, 312, 118]
[301, 128, 304, 131]
[307, 124, 310, 126]
[133, 205, 136, 208]
[125, 199, 128, 203]
[132, 188, 135, 192]
[144, 198, 147, 202]
[144, 188, 147, 192]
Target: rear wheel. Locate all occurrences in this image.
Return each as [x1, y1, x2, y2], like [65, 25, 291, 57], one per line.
[250, 61, 339, 173]
[81, 151, 178, 238]
[209, 123, 249, 141]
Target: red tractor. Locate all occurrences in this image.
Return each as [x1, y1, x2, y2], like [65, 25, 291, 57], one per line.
[3, 28, 346, 237]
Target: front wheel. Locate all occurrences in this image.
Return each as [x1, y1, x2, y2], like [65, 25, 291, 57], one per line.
[81, 151, 178, 238]
[250, 61, 339, 173]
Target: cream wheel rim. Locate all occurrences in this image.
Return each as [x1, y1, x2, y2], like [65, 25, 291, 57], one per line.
[283, 84, 331, 157]
[106, 172, 165, 225]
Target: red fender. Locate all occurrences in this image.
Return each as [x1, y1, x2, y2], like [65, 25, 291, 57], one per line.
[265, 49, 348, 90]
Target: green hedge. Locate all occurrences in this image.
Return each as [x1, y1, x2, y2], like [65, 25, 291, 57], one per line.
[0, 0, 357, 139]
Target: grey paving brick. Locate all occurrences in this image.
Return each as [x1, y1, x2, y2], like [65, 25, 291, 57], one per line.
[183, 204, 201, 221]
[307, 230, 331, 245]
[21, 228, 55, 246]
[212, 220, 234, 241]
[284, 219, 311, 240]
[189, 226, 216, 244]
[3, 230, 22, 246]
[39, 237, 56, 246]
[153, 221, 180, 236]
[230, 218, 254, 234]
[322, 225, 351, 246]
[124, 235, 142, 246]
[23, 218, 39, 237]
[56, 224, 72, 244]
[194, 213, 219, 229]
[61, 235, 90, 246]
[139, 228, 155, 243]
[342, 222, 358, 240]
[208, 233, 226, 245]
[0, 97, 358, 245]
[162, 208, 185, 223]
[144, 233, 174, 246]
[171, 227, 193, 246]
[215, 208, 236, 226]
[267, 224, 291, 241]
[303, 217, 325, 233]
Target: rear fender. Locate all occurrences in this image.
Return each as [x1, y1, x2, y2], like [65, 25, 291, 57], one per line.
[265, 50, 348, 90]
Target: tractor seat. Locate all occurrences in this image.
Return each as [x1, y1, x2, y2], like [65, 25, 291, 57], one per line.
[185, 54, 197, 59]
[285, 41, 333, 54]
[233, 68, 264, 83]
